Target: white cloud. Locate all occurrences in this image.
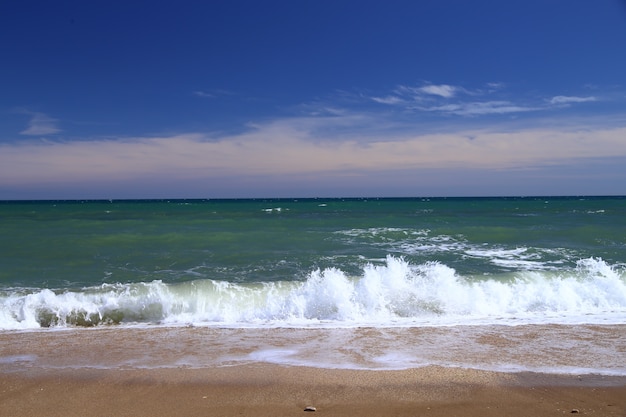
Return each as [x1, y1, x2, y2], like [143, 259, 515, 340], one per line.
[2, 114, 626, 189]
[419, 101, 537, 116]
[193, 91, 215, 98]
[371, 95, 405, 105]
[193, 89, 238, 99]
[486, 82, 506, 90]
[549, 95, 597, 105]
[367, 83, 604, 118]
[20, 112, 61, 135]
[3, 83, 619, 197]
[418, 84, 458, 98]
[362, 84, 457, 106]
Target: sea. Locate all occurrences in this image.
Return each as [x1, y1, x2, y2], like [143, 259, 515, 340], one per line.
[1, 197, 625, 375]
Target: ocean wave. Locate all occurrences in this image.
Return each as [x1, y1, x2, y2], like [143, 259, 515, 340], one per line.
[1, 256, 625, 330]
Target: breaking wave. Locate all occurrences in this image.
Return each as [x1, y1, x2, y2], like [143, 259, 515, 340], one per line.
[1, 256, 625, 330]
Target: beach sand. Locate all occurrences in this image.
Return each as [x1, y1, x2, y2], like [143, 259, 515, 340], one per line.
[2, 327, 625, 416]
[2, 365, 625, 417]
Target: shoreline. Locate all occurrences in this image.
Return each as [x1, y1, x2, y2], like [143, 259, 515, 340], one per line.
[2, 325, 625, 416]
[2, 365, 625, 417]
[2, 324, 625, 375]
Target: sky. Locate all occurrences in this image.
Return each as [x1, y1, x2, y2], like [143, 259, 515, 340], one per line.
[1, 0, 626, 199]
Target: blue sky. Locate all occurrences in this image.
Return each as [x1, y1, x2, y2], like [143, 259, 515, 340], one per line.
[1, 1, 626, 199]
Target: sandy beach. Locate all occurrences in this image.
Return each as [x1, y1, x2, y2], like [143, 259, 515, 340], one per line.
[2, 365, 625, 417]
[2, 326, 626, 416]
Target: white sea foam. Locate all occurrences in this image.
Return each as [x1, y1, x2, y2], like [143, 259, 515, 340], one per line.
[1, 256, 625, 330]
[262, 207, 286, 213]
[334, 228, 576, 270]
[465, 247, 558, 270]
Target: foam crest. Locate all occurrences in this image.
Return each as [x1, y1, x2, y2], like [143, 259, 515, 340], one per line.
[1, 256, 624, 330]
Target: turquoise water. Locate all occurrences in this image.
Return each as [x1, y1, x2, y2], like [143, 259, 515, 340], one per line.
[1, 196, 625, 329]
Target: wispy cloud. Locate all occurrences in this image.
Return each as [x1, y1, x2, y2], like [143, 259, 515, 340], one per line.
[2, 113, 626, 188]
[3, 82, 622, 197]
[193, 89, 238, 99]
[370, 82, 489, 107]
[365, 82, 605, 118]
[485, 82, 506, 91]
[193, 91, 215, 98]
[418, 101, 539, 116]
[19, 111, 61, 135]
[370, 95, 406, 105]
[394, 83, 479, 100]
[417, 84, 459, 98]
[548, 95, 597, 105]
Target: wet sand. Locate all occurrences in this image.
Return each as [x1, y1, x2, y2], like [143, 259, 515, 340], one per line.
[2, 324, 625, 372]
[2, 365, 625, 417]
[2, 326, 625, 416]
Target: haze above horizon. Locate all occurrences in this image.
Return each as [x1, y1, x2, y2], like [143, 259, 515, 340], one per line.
[2, 1, 626, 199]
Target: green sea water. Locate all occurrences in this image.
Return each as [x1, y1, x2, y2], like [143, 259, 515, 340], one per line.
[1, 197, 624, 288]
[0, 196, 625, 329]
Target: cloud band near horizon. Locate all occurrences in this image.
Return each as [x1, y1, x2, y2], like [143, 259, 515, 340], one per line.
[2, 119, 625, 188]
